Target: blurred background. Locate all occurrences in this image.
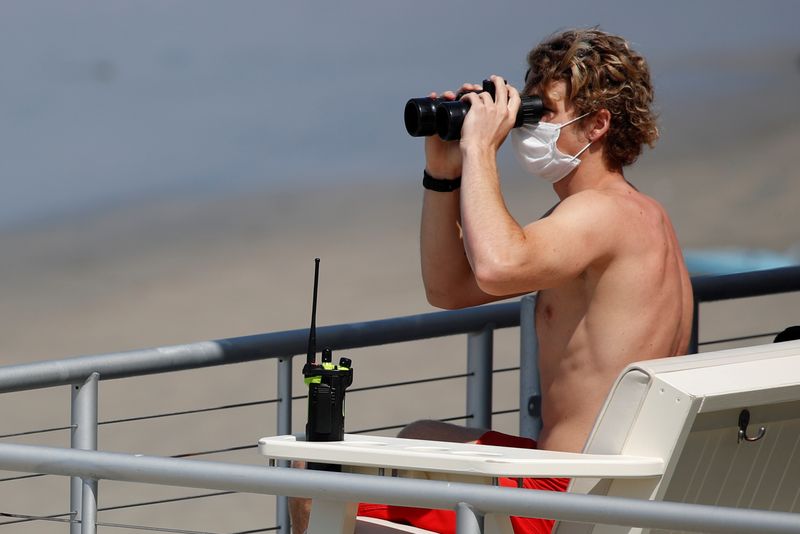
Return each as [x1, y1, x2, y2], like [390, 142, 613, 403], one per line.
[0, 1, 799, 532]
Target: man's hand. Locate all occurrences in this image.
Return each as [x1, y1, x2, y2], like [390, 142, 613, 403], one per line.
[459, 75, 521, 155]
[423, 83, 482, 178]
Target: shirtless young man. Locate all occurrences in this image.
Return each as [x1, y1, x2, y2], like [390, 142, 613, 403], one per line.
[291, 29, 693, 534]
[357, 28, 693, 533]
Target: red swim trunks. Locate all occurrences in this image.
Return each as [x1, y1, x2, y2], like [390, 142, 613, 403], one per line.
[357, 430, 569, 534]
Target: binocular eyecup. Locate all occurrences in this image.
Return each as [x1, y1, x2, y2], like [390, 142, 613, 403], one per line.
[404, 79, 546, 141]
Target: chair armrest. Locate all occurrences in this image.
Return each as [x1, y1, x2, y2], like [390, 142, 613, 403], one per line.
[258, 434, 664, 479]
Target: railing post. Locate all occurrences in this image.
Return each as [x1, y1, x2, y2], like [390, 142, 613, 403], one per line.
[276, 356, 293, 534]
[278, 356, 293, 437]
[519, 295, 541, 440]
[466, 325, 494, 429]
[70, 372, 99, 534]
[689, 299, 700, 354]
[456, 502, 482, 534]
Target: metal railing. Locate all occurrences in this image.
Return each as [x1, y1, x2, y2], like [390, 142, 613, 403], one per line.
[690, 265, 800, 352]
[0, 266, 797, 533]
[1, 443, 799, 534]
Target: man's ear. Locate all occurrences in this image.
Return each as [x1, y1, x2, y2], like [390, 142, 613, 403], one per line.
[587, 109, 611, 142]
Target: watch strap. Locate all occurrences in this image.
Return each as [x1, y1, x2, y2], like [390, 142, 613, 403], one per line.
[423, 170, 461, 192]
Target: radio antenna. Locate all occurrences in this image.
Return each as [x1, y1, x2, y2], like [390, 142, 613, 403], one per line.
[306, 258, 321, 364]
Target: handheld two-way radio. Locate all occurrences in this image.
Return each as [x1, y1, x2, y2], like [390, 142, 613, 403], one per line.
[302, 258, 353, 471]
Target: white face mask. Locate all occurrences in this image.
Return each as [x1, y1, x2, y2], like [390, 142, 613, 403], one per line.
[511, 112, 592, 184]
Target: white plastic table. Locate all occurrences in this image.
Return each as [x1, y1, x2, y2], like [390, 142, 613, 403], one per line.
[258, 434, 664, 534]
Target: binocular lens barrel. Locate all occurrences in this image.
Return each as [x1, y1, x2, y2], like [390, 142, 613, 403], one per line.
[436, 101, 470, 141]
[404, 97, 441, 137]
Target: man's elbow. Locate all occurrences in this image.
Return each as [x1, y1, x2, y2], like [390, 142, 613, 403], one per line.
[425, 287, 469, 310]
[473, 274, 509, 296]
[473, 257, 532, 296]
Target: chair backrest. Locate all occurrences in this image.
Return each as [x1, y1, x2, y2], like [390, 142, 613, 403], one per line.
[556, 340, 800, 534]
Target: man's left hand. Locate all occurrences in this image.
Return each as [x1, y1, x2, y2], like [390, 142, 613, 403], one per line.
[459, 75, 521, 154]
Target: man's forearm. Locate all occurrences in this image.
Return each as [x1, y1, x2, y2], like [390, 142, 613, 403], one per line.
[460, 148, 527, 288]
[420, 189, 477, 307]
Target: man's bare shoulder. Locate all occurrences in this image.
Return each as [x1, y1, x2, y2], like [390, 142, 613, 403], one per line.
[546, 188, 628, 228]
[535, 185, 674, 263]
[523, 189, 628, 268]
[556, 185, 668, 225]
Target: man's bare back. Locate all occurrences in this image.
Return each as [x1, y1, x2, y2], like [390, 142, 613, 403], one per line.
[534, 182, 693, 452]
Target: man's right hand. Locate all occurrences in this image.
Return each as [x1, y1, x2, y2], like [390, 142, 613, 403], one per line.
[423, 83, 482, 179]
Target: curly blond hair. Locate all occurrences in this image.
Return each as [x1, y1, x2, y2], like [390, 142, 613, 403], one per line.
[524, 28, 659, 169]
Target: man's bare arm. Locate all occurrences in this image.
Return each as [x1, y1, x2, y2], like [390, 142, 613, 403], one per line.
[461, 185, 618, 295]
[455, 76, 617, 296]
[420, 187, 502, 309]
[418, 83, 509, 310]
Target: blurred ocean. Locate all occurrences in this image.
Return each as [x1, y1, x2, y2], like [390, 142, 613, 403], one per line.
[1, 0, 799, 228]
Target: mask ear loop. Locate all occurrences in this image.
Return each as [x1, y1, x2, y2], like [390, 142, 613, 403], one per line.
[557, 111, 592, 129]
[569, 141, 593, 162]
[561, 111, 594, 161]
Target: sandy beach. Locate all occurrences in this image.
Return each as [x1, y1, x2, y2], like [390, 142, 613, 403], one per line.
[1, 71, 799, 533]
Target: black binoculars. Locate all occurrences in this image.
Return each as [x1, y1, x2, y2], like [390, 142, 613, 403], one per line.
[404, 79, 546, 141]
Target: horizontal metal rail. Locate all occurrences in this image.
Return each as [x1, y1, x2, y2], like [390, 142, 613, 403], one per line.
[689, 265, 800, 353]
[0, 443, 797, 534]
[0, 302, 521, 393]
[699, 331, 781, 346]
[692, 266, 800, 301]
